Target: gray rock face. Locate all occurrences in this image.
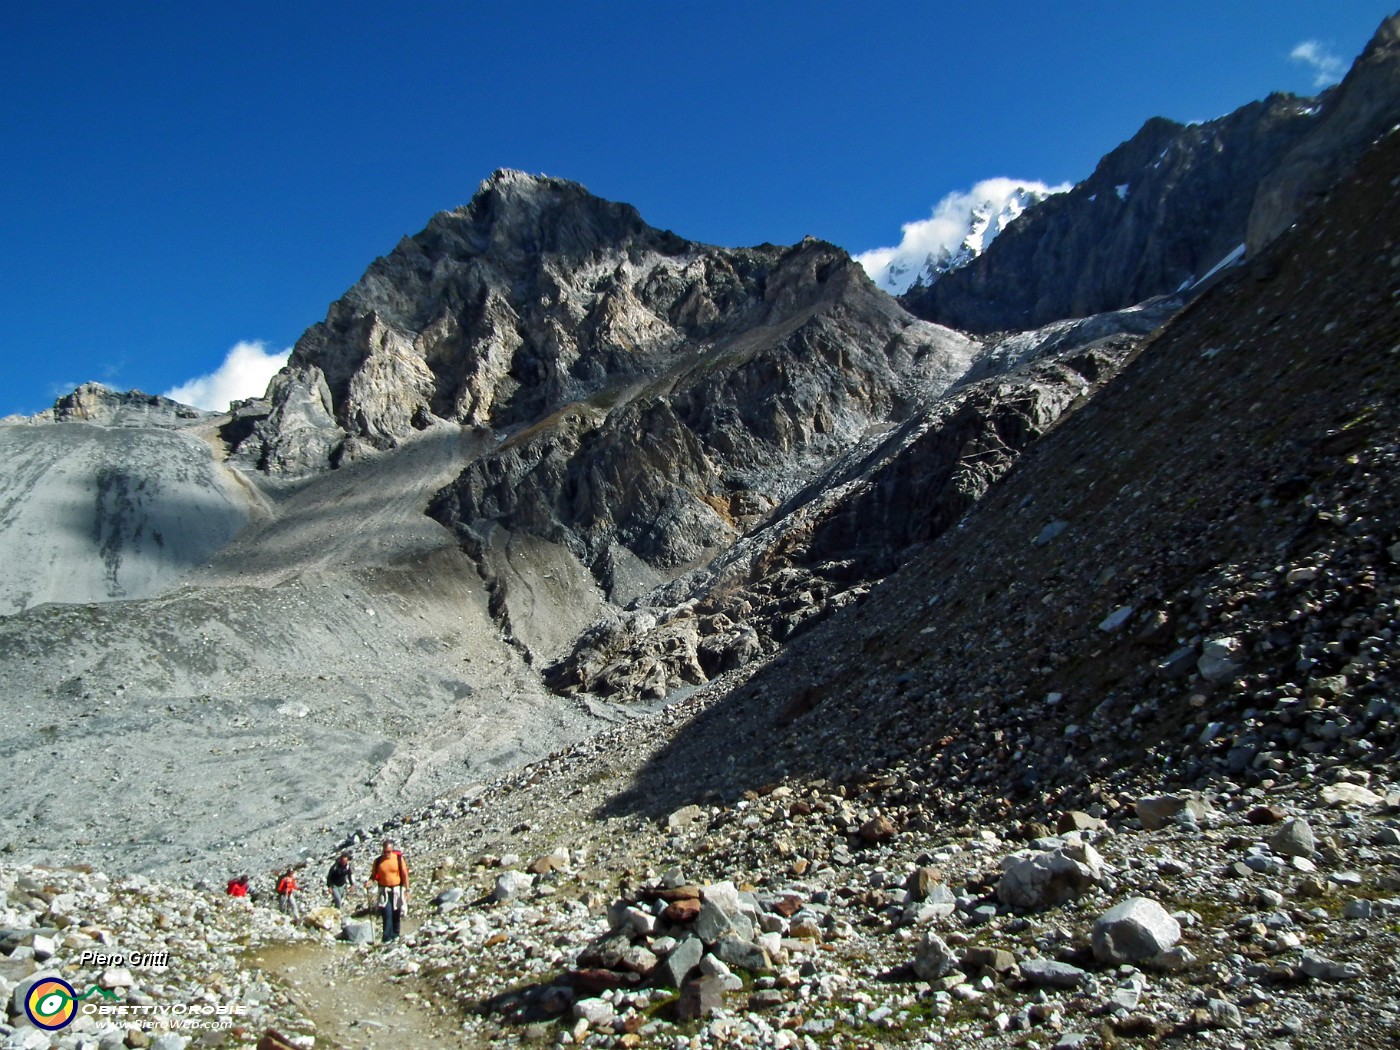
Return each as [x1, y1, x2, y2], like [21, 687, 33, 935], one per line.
[0, 418, 257, 615]
[1136, 794, 1212, 831]
[238, 170, 973, 479]
[1321, 783, 1383, 809]
[1198, 636, 1246, 682]
[1300, 952, 1364, 981]
[342, 921, 375, 944]
[676, 975, 725, 1020]
[229, 366, 344, 474]
[425, 236, 977, 588]
[903, 96, 1322, 333]
[905, 17, 1400, 335]
[911, 931, 956, 982]
[1019, 958, 1087, 989]
[694, 894, 754, 946]
[1207, 999, 1244, 1030]
[491, 870, 535, 903]
[1247, 14, 1400, 253]
[1268, 818, 1316, 859]
[657, 935, 703, 989]
[713, 934, 771, 973]
[571, 997, 615, 1027]
[1091, 898, 1181, 964]
[39, 383, 208, 428]
[904, 883, 957, 924]
[542, 334, 1140, 702]
[998, 843, 1104, 910]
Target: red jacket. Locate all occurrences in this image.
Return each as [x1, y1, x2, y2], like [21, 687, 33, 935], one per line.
[277, 875, 298, 894]
[227, 880, 249, 897]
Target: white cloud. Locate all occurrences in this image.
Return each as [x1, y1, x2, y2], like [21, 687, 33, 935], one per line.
[1290, 40, 1347, 88]
[164, 340, 290, 412]
[855, 177, 1069, 295]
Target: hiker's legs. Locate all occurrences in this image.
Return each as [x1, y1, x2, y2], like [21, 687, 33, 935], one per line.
[331, 884, 345, 908]
[381, 891, 399, 941]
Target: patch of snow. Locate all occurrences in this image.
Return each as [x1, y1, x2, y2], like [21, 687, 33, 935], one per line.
[1115, 183, 1130, 201]
[1193, 243, 1247, 288]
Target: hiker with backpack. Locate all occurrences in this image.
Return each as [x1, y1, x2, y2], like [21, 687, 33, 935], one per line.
[368, 840, 409, 942]
[326, 854, 354, 909]
[276, 869, 302, 919]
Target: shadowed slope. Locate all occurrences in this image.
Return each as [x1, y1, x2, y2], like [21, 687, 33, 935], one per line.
[603, 125, 1400, 820]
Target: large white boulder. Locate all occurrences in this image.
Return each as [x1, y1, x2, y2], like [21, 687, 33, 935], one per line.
[1092, 898, 1181, 964]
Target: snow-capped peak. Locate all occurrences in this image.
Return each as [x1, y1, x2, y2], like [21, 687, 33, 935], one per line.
[856, 178, 1069, 296]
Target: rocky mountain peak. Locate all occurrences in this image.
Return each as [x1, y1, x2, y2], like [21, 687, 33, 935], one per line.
[1247, 11, 1400, 253]
[904, 15, 1400, 334]
[901, 91, 1332, 334]
[10, 382, 208, 429]
[858, 179, 1064, 296]
[1365, 9, 1400, 55]
[484, 166, 546, 187]
[232, 178, 914, 474]
[905, 183, 1054, 293]
[430, 168, 666, 267]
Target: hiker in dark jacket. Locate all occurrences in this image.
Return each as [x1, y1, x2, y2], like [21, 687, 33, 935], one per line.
[326, 854, 353, 908]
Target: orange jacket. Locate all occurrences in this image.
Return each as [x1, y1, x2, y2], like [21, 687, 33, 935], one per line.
[371, 851, 408, 888]
[277, 875, 298, 894]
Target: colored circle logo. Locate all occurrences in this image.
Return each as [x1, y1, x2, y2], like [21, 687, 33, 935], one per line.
[25, 977, 77, 1030]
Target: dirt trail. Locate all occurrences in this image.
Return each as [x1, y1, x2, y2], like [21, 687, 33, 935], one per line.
[245, 924, 482, 1050]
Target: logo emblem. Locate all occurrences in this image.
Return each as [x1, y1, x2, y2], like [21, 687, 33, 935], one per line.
[25, 977, 77, 1031]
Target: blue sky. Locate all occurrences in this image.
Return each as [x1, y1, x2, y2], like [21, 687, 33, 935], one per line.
[2, 1, 1393, 416]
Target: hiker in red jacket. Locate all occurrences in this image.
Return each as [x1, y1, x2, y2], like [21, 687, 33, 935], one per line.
[227, 875, 250, 898]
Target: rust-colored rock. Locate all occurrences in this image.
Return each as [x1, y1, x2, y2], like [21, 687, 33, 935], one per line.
[528, 853, 566, 875]
[773, 895, 804, 918]
[656, 884, 702, 903]
[858, 815, 898, 844]
[907, 866, 945, 902]
[663, 898, 702, 924]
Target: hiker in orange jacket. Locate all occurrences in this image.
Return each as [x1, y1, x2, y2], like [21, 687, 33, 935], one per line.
[276, 869, 302, 920]
[369, 840, 409, 942]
